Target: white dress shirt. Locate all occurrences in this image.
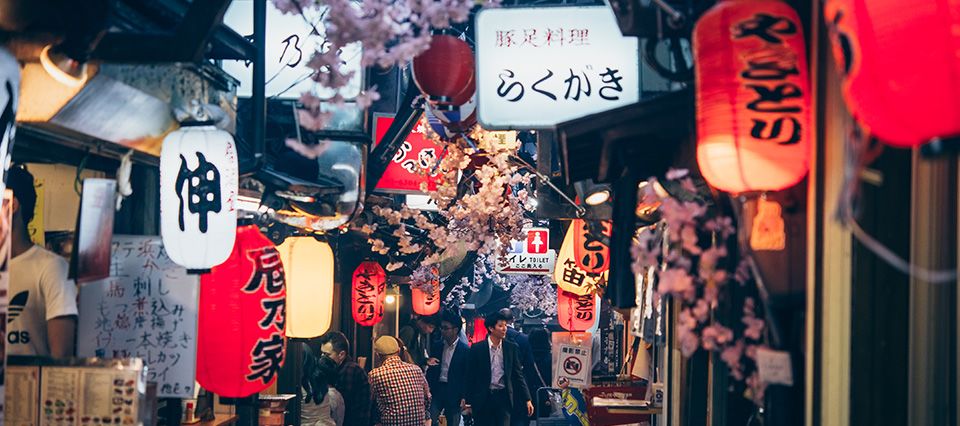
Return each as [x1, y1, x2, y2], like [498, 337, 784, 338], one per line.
[488, 337, 505, 390]
[439, 339, 457, 382]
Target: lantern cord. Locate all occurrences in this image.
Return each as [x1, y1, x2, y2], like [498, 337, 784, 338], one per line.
[844, 212, 958, 284]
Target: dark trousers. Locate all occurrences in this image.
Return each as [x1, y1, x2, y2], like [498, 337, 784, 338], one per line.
[431, 382, 463, 426]
[473, 389, 510, 426]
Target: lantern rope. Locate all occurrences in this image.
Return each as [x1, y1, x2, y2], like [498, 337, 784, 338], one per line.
[837, 125, 959, 284]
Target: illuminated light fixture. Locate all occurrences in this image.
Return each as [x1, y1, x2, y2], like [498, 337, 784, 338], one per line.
[385, 294, 397, 305]
[39, 44, 88, 87]
[352, 261, 387, 326]
[584, 189, 610, 206]
[278, 236, 334, 338]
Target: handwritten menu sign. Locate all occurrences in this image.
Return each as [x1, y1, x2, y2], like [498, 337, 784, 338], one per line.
[78, 236, 199, 398]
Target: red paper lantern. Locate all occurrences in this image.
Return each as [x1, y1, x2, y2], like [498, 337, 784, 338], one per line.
[557, 287, 596, 332]
[412, 35, 475, 110]
[352, 261, 386, 326]
[573, 219, 611, 275]
[470, 317, 488, 344]
[197, 225, 286, 397]
[693, 0, 811, 194]
[824, 1, 960, 147]
[412, 283, 441, 316]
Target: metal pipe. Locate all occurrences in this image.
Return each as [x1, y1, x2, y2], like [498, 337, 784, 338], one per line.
[651, 0, 683, 23]
[244, 0, 267, 176]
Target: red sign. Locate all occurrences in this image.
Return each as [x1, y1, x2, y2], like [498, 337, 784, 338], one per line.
[526, 228, 549, 254]
[572, 219, 611, 274]
[373, 115, 443, 193]
[197, 225, 286, 398]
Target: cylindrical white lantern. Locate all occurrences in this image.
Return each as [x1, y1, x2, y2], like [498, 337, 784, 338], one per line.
[278, 236, 335, 338]
[160, 124, 238, 271]
[0, 46, 20, 191]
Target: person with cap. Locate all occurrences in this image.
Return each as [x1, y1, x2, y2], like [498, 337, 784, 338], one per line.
[369, 335, 432, 426]
[464, 311, 533, 426]
[498, 308, 538, 426]
[6, 166, 77, 358]
[426, 309, 470, 426]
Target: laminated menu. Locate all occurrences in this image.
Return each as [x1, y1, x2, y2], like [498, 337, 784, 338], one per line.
[5, 366, 39, 426]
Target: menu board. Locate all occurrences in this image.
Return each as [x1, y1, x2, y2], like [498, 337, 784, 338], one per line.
[5, 366, 39, 426]
[77, 236, 199, 398]
[39, 366, 141, 426]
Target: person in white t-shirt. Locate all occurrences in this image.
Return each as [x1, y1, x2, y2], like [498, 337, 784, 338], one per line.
[6, 166, 77, 358]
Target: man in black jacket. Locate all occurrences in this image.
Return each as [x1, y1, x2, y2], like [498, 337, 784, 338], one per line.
[426, 310, 470, 426]
[499, 308, 539, 426]
[465, 311, 533, 426]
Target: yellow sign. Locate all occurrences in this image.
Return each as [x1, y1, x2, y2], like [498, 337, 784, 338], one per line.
[554, 222, 607, 296]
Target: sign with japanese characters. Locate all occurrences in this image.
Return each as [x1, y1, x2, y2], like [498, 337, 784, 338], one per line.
[373, 114, 443, 194]
[552, 332, 592, 388]
[554, 221, 607, 295]
[77, 236, 199, 398]
[475, 6, 640, 129]
[496, 227, 556, 275]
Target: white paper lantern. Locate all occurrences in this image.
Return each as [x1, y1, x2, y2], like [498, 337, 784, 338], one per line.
[160, 125, 238, 270]
[0, 47, 19, 191]
[554, 221, 607, 296]
[278, 236, 334, 338]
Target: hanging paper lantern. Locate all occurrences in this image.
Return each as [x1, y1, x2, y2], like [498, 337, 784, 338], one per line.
[554, 221, 608, 296]
[557, 287, 597, 332]
[572, 219, 611, 275]
[277, 236, 334, 338]
[197, 225, 285, 398]
[160, 124, 238, 270]
[693, 0, 811, 194]
[824, 1, 960, 147]
[412, 35, 475, 110]
[470, 317, 488, 344]
[412, 280, 441, 316]
[0, 47, 18, 192]
[352, 261, 386, 326]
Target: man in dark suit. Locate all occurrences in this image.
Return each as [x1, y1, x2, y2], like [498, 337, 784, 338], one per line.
[499, 308, 539, 426]
[427, 310, 470, 426]
[465, 311, 533, 426]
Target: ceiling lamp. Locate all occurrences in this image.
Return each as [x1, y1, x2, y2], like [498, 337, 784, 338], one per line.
[39, 44, 88, 87]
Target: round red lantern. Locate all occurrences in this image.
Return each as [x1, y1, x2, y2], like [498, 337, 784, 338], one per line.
[412, 283, 441, 316]
[352, 261, 386, 326]
[412, 35, 475, 110]
[557, 287, 596, 332]
[573, 219, 611, 275]
[693, 0, 811, 194]
[824, 1, 960, 147]
[197, 225, 286, 397]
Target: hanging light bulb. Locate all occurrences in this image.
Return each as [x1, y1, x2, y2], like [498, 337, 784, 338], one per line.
[39, 44, 88, 87]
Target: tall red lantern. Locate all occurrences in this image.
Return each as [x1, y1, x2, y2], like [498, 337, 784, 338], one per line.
[412, 283, 441, 316]
[824, 0, 960, 147]
[352, 261, 386, 326]
[693, 0, 811, 194]
[197, 225, 286, 397]
[412, 35, 475, 110]
[573, 219, 611, 275]
[557, 288, 596, 332]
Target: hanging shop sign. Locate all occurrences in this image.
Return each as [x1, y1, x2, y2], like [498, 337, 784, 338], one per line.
[496, 227, 556, 275]
[197, 225, 285, 398]
[554, 222, 607, 295]
[0, 47, 18, 193]
[475, 6, 640, 129]
[160, 125, 238, 271]
[372, 114, 443, 194]
[824, 1, 960, 147]
[222, 3, 361, 99]
[572, 219, 611, 274]
[77, 236, 199, 398]
[557, 288, 596, 332]
[693, 0, 810, 194]
[278, 236, 334, 339]
[552, 332, 593, 388]
[352, 261, 387, 326]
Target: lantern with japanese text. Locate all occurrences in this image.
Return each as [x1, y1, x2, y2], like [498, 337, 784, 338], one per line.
[572, 219, 611, 275]
[554, 221, 608, 296]
[412, 281, 441, 316]
[824, 1, 960, 147]
[277, 236, 334, 338]
[412, 35, 475, 110]
[197, 225, 285, 397]
[160, 124, 238, 270]
[352, 261, 386, 326]
[557, 288, 597, 332]
[693, 0, 811, 194]
[0, 47, 18, 192]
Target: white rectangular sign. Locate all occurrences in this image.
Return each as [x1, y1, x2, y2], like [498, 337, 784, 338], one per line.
[496, 227, 556, 274]
[475, 6, 640, 129]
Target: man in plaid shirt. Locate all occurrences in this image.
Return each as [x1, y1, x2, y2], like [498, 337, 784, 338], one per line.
[320, 331, 372, 426]
[369, 336, 431, 426]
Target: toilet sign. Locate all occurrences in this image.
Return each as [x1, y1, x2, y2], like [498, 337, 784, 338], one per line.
[497, 227, 556, 275]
